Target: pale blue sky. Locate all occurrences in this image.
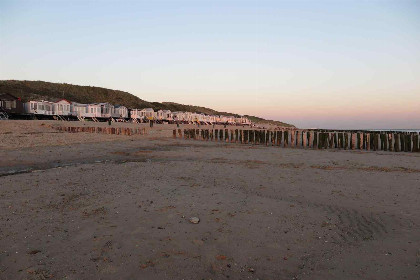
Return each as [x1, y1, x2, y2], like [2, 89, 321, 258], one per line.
[1, 0, 419, 128]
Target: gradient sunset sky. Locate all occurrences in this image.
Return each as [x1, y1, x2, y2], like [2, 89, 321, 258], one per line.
[1, 0, 419, 128]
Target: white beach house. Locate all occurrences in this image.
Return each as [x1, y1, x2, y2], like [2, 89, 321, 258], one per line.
[112, 105, 128, 119]
[71, 103, 102, 118]
[24, 100, 55, 115]
[53, 99, 71, 116]
[130, 109, 142, 120]
[140, 108, 155, 119]
[98, 103, 114, 119]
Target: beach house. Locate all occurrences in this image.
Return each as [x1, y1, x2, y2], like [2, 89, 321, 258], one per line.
[112, 105, 128, 119]
[0, 93, 25, 116]
[71, 103, 101, 118]
[129, 109, 142, 120]
[140, 108, 154, 120]
[53, 99, 71, 116]
[97, 103, 114, 119]
[24, 100, 55, 116]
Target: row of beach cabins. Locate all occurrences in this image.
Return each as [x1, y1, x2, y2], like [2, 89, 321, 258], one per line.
[0, 93, 252, 125]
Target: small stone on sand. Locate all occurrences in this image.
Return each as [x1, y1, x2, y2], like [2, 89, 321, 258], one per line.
[189, 217, 200, 224]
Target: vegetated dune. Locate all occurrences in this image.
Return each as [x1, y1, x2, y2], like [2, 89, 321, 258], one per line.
[0, 80, 294, 127]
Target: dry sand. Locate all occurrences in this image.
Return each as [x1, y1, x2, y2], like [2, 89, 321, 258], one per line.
[0, 120, 419, 279]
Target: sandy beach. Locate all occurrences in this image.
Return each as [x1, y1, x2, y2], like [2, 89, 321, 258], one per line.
[0, 120, 419, 280]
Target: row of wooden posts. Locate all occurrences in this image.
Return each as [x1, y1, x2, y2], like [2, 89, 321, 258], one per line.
[56, 126, 147, 136]
[174, 129, 420, 152]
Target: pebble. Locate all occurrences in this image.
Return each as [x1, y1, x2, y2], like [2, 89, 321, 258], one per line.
[189, 217, 200, 224]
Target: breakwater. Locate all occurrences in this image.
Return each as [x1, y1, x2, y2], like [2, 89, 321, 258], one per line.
[55, 126, 147, 135]
[174, 129, 420, 152]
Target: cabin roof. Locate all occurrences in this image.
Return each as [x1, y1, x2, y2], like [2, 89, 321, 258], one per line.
[54, 99, 71, 104]
[0, 93, 21, 101]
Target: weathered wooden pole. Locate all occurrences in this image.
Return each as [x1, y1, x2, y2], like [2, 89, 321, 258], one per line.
[317, 133, 322, 149]
[413, 133, 419, 152]
[290, 131, 295, 148]
[361, 133, 366, 150]
[308, 131, 313, 148]
[301, 131, 306, 148]
[400, 133, 405, 152]
[406, 133, 412, 152]
[301, 131, 305, 148]
[327, 133, 333, 149]
[264, 130, 269, 146]
[388, 133, 393, 152]
[296, 131, 301, 148]
[336, 133, 340, 149]
[365, 133, 370, 150]
[318, 132, 323, 149]
[394, 133, 400, 152]
[260, 130, 264, 145]
[327, 133, 332, 149]
[277, 131, 282, 146]
[356, 133, 360, 149]
[381, 133, 386, 151]
[350, 133, 355, 150]
[343, 133, 348, 150]
[324, 133, 329, 149]
[312, 132, 317, 149]
[372, 133, 376, 151]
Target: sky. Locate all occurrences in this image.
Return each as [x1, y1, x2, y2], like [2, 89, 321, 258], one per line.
[0, 0, 419, 129]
